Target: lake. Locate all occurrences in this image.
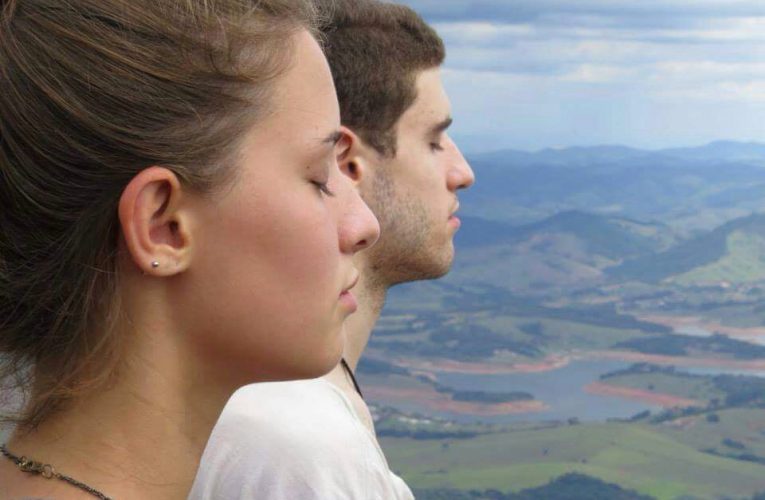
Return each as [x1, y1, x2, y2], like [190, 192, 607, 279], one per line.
[361, 359, 660, 424]
[361, 357, 765, 424]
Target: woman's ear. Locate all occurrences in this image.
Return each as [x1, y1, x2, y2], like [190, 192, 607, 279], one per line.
[337, 125, 366, 185]
[118, 166, 193, 276]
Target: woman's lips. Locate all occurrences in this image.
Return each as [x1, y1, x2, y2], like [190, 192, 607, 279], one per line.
[339, 290, 358, 312]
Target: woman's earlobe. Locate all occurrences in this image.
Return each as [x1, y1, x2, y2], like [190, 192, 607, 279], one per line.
[118, 166, 192, 276]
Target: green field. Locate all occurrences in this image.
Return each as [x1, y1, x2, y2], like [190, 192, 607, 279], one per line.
[656, 408, 765, 459]
[380, 422, 765, 499]
[371, 307, 656, 363]
[601, 371, 724, 403]
[673, 232, 765, 285]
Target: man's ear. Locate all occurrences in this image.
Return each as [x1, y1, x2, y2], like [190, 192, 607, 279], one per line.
[337, 125, 369, 186]
[118, 166, 193, 276]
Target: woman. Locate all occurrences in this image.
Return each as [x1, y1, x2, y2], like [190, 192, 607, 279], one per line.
[0, 0, 380, 498]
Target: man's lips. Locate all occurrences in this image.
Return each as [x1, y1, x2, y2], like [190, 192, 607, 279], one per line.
[449, 201, 460, 219]
[448, 202, 461, 229]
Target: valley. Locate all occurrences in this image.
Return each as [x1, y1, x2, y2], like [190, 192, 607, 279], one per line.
[362, 142, 765, 499]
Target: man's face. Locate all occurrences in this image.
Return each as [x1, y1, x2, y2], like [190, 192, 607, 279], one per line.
[362, 68, 475, 286]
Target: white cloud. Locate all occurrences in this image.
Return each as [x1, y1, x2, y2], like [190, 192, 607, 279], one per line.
[560, 65, 639, 84]
[655, 80, 765, 103]
[434, 22, 536, 43]
[401, 1, 765, 149]
[651, 61, 765, 82]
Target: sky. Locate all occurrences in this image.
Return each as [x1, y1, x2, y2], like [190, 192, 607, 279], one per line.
[398, 0, 765, 153]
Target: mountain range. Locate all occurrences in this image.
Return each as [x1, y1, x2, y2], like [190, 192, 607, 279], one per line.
[452, 210, 765, 291]
[461, 141, 765, 233]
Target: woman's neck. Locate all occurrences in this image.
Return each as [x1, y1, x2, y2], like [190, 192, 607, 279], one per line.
[5, 331, 229, 499]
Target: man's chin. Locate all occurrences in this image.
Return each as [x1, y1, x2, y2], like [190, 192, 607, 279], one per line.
[387, 252, 452, 285]
[374, 234, 456, 285]
[421, 245, 455, 280]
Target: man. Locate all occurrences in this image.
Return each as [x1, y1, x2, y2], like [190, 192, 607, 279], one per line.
[190, 1, 474, 498]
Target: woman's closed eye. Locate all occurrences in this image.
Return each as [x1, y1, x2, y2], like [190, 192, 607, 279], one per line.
[312, 179, 336, 197]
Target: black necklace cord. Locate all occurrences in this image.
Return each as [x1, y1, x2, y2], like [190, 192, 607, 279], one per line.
[340, 357, 364, 399]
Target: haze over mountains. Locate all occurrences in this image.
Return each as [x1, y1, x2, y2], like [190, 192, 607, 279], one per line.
[461, 141, 765, 233]
[469, 141, 765, 169]
[451, 141, 765, 291]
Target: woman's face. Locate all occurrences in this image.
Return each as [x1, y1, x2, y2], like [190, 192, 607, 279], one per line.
[178, 31, 379, 383]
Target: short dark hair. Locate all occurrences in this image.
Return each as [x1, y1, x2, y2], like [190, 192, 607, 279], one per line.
[317, 0, 445, 156]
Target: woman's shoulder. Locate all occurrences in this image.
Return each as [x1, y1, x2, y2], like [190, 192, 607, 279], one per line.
[224, 378, 350, 419]
[211, 378, 366, 447]
[192, 379, 380, 500]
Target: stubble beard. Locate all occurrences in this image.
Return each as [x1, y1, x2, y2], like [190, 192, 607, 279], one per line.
[363, 170, 454, 289]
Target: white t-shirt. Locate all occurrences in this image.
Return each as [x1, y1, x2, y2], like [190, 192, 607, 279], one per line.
[189, 379, 415, 500]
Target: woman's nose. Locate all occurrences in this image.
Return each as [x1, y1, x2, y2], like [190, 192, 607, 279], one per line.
[337, 175, 380, 254]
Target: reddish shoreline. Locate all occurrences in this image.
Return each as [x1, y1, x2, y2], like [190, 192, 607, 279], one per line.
[392, 354, 570, 375]
[389, 348, 765, 377]
[638, 314, 765, 341]
[585, 381, 702, 408]
[586, 349, 765, 371]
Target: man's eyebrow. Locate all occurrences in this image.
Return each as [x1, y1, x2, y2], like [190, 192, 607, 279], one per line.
[429, 117, 453, 136]
[321, 130, 343, 147]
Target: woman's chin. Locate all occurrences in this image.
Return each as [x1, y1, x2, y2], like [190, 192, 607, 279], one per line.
[267, 327, 345, 382]
[304, 334, 345, 378]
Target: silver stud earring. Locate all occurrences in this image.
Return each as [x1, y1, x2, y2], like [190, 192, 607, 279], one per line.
[151, 261, 160, 269]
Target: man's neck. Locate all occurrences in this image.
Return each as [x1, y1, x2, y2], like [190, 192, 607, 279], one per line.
[321, 270, 387, 434]
[341, 270, 388, 371]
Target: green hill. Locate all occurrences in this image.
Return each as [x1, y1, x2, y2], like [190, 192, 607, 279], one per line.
[458, 211, 668, 259]
[608, 212, 765, 284]
[453, 211, 671, 290]
[415, 473, 655, 499]
[381, 422, 765, 499]
[672, 230, 765, 285]
[516, 211, 666, 260]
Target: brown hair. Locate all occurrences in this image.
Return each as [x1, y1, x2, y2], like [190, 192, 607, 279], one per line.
[316, 0, 445, 156]
[0, 0, 316, 431]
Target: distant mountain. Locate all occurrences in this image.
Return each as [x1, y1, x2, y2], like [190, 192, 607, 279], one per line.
[608, 212, 765, 284]
[461, 141, 765, 231]
[454, 215, 518, 248]
[457, 211, 670, 258]
[662, 141, 765, 164]
[514, 211, 666, 259]
[470, 145, 662, 169]
[446, 142, 765, 290]
[451, 211, 672, 291]
[470, 141, 765, 169]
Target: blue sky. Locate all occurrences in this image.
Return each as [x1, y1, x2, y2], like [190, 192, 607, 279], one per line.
[399, 0, 765, 153]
